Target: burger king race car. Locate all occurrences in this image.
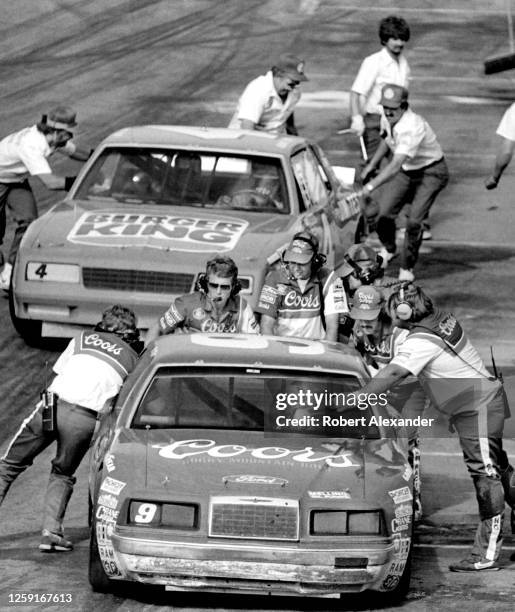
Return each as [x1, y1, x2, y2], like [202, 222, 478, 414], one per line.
[88, 334, 415, 601]
[9, 126, 359, 344]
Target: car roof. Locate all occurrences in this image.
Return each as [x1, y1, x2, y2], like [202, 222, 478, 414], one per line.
[101, 125, 307, 156]
[149, 333, 367, 376]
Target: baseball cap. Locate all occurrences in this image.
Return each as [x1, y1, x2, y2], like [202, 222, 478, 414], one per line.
[283, 237, 315, 264]
[341, 244, 378, 276]
[350, 285, 384, 320]
[47, 106, 77, 130]
[275, 53, 308, 82]
[380, 84, 408, 109]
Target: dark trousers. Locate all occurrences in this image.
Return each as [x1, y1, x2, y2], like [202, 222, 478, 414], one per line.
[0, 180, 38, 266]
[376, 158, 449, 269]
[0, 399, 97, 534]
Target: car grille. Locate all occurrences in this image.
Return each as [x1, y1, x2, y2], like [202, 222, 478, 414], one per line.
[82, 267, 194, 294]
[209, 496, 299, 541]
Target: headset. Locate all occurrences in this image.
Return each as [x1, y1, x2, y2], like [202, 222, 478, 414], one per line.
[197, 256, 242, 297]
[281, 234, 327, 278]
[395, 283, 414, 321]
[343, 252, 383, 284]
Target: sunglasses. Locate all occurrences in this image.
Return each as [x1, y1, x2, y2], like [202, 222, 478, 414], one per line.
[208, 281, 232, 291]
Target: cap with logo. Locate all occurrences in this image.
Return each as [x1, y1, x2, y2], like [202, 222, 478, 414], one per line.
[350, 285, 384, 320]
[275, 53, 308, 82]
[283, 237, 315, 264]
[380, 84, 409, 109]
[46, 106, 77, 131]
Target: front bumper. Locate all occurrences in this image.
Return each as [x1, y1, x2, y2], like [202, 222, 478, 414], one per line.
[111, 533, 394, 596]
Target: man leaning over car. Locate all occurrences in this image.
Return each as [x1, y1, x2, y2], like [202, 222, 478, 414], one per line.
[0, 105, 91, 291]
[146, 255, 259, 341]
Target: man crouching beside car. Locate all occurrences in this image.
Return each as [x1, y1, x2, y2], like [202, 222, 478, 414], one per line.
[146, 255, 259, 341]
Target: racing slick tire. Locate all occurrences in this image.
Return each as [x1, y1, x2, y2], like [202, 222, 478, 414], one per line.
[89, 520, 113, 593]
[8, 282, 42, 347]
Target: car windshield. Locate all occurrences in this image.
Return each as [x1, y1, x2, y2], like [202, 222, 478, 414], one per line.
[131, 367, 380, 439]
[75, 147, 289, 213]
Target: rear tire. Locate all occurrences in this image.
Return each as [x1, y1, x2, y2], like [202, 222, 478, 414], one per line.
[88, 521, 112, 593]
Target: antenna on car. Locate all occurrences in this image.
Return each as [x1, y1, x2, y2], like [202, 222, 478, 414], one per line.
[144, 424, 150, 488]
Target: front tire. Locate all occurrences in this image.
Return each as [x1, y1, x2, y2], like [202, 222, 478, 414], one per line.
[8, 283, 42, 346]
[88, 521, 112, 593]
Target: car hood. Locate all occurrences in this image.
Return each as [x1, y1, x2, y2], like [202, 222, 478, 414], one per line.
[24, 200, 295, 262]
[111, 429, 409, 502]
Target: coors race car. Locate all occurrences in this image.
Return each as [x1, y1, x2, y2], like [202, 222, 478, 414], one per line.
[89, 334, 415, 601]
[9, 126, 359, 344]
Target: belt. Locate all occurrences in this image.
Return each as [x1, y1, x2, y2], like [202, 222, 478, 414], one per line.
[404, 157, 445, 173]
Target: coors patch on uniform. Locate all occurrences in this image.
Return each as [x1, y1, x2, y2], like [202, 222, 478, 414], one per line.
[192, 308, 206, 320]
[67, 213, 248, 253]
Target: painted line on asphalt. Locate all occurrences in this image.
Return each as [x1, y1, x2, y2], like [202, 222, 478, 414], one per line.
[327, 5, 512, 15]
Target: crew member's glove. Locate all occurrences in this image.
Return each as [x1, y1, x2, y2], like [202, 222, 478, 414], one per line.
[484, 175, 499, 190]
[350, 114, 365, 137]
[345, 190, 365, 209]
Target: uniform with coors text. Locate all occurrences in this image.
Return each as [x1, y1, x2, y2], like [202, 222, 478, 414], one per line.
[0, 329, 139, 550]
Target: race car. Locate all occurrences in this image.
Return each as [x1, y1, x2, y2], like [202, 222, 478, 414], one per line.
[88, 334, 415, 600]
[9, 126, 359, 344]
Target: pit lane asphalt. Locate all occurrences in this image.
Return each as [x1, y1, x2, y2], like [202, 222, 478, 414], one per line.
[1, 0, 515, 610]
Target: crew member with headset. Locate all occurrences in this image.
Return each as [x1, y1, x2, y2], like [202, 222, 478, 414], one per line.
[337, 243, 400, 341]
[357, 284, 515, 572]
[0, 106, 91, 291]
[255, 231, 348, 341]
[146, 255, 259, 340]
[0, 305, 143, 552]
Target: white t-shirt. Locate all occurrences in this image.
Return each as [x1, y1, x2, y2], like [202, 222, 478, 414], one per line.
[0, 125, 53, 182]
[228, 70, 301, 134]
[351, 47, 411, 116]
[381, 108, 443, 171]
[49, 338, 125, 412]
[390, 333, 497, 414]
[496, 103, 515, 141]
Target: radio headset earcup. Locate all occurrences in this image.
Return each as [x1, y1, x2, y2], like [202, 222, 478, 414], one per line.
[395, 285, 413, 321]
[231, 278, 242, 297]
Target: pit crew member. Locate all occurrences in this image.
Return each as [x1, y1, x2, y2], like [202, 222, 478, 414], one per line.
[357, 284, 515, 572]
[0, 305, 142, 552]
[228, 53, 308, 135]
[0, 106, 91, 291]
[346, 84, 449, 282]
[256, 232, 348, 341]
[485, 102, 515, 190]
[147, 255, 259, 340]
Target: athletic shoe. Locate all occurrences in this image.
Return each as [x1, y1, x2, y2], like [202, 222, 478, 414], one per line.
[422, 228, 433, 240]
[39, 529, 74, 552]
[377, 247, 397, 269]
[0, 262, 12, 292]
[398, 267, 415, 282]
[449, 556, 500, 572]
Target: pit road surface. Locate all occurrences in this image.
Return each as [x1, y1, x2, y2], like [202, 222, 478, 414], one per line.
[1, 1, 515, 611]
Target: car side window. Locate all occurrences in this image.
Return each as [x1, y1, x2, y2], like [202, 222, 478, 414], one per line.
[291, 148, 331, 209]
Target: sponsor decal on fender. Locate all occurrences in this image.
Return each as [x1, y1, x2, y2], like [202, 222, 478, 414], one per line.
[155, 439, 359, 467]
[68, 213, 248, 253]
[391, 515, 411, 532]
[96, 505, 120, 522]
[105, 454, 116, 473]
[100, 476, 126, 495]
[98, 493, 119, 509]
[394, 503, 412, 518]
[388, 486, 413, 504]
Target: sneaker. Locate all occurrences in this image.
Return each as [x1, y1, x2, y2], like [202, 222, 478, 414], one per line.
[377, 247, 397, 269]
[398, 267, 415, 282]
[39, 529, 73, 553]
[422, 228, 433, 240]
[396, 227, 406, 240]
[0, 262, 12, 292]
[449, 556, 500, 572]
